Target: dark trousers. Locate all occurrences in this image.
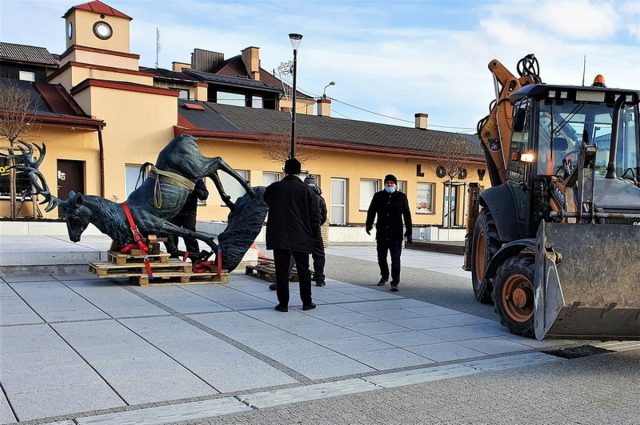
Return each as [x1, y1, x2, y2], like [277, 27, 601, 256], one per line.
[164, 213, 199, 255]
[274, 249, 312, 306]
[377, 239, 402, 285]
[311, 237, 325, 283]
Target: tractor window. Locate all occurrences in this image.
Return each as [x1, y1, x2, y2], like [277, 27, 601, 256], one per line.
[507, 99, 532, 183]
[536, 100, 638, 178]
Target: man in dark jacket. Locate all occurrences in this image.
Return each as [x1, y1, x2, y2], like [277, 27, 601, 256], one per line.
[365, 174, 412, 291]
[264, 158, 321, 312]
[165, 178, 209, 258]
[304, 175, 327, 286]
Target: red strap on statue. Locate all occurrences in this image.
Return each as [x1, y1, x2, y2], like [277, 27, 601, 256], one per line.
[121, 202, 153, 279]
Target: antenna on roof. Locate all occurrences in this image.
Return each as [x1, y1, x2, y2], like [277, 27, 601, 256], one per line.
[581, 55, 586, 86]
[155, 27, 161, 69]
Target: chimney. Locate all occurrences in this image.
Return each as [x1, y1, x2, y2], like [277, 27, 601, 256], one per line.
[317, 97, 331, 117]
[172, 62, 190, 72]
[415, 113, 428, 130]
[191, 48, 224, 72]
[241, 46, 260, 80]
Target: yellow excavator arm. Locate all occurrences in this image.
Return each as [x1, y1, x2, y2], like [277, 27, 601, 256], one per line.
[477, 55, 541, 186]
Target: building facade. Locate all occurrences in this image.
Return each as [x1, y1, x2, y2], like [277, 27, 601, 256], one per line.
[0, 0, 488, 236]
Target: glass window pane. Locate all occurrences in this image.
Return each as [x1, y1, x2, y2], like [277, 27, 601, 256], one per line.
[19, 70, 35, 81]
[331, 179, 345, 204]
[397, 180, 406, 193]
[416, 183, 433, 214]
[252, 96, 263, 108]
[263, 172, 280, 186]
[217, 91, 245, 107]
[359, 179, 378, 210]
[125, 164, 143, 197]
[331, 206, 345, 225]
[218, 170, 249, 205]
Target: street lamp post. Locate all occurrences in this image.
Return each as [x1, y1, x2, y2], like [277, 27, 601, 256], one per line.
[288, 33, 303, 159]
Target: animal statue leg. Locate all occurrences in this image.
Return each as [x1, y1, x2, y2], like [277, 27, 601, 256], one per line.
[204, 158, 255, 199]
[210, 171, 234, 210]
[160, 221, 219, 260]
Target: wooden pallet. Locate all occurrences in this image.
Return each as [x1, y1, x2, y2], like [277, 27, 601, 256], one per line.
[131, 271, 229, 286]
[245, 264, 299, 282]
[107, 250, 170, 266]
[89, 260, 191, 278]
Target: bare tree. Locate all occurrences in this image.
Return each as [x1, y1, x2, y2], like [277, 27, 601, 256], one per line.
[433, 138, 473, 228]
[262, 122, 315, 166]
[0, 81, 36, 218]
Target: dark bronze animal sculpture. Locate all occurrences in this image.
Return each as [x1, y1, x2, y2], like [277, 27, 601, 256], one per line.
[9, 134, 268, 272]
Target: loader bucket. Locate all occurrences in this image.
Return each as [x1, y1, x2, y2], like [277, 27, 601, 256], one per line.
[534, 221, 640, 340]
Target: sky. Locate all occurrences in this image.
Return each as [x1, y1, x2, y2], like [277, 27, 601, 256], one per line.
[1, 0, 639, 133]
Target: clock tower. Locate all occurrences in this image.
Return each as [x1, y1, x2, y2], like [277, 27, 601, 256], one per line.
[63, 0, 131, 54]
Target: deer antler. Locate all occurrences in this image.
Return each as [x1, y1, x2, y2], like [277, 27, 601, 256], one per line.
[9, 141, 68, 212]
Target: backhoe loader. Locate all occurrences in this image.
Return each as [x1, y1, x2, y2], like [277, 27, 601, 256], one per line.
[463, 54, 640, 340]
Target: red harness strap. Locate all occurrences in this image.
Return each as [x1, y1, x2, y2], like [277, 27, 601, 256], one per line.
[121, 202, 153, 279]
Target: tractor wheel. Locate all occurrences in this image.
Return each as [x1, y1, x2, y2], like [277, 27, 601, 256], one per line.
[471, 210, 500, 304]
[492, 256, 536, 338]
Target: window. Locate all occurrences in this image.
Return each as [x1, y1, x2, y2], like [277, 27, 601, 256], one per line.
[0, 156, 32, 198]
[263, 172, 280, 186]
[125, 164, 144, 197]
[217, 91, 245, 107]
[218, 170, 249, 206]
[19, 71, 35, 82]
[397, 180, 406, 193]
[359, 179, 379, 210]
[173, 89, 189, 100]
[252, 96, 263, 108]
[416, 182, 434, 214]
[330, 178, 347, 224]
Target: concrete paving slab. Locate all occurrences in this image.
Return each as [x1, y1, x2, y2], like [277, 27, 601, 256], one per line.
[104, 373, 217, 405]
[345, 347, 434, 369]
[0, 324, 67, 355]
[0, 391, 16, 425]
[392, 316, 449, 330]
[320, 336, 396, 354]
[75, 397, 251, 425]
[343, 320, 411, 335]
[1, 362, 104, 394]
[458, 336, 533, 355]
[371, 330, 447, 347]
[134, 286, 231, 314]
[9, 383, 124, 422]
[9, 281, 109, 322]
[62, 279, 169, 318]
[342, 298, 429, 312]
[405, 341, 486, 362]
[274, 353, 374, 380]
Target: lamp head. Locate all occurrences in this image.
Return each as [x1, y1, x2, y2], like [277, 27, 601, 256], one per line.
[289, 33, 303, 50]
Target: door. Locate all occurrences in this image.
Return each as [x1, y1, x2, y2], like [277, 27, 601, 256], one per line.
[57, 160, 84, 218]
[330, 178, 347, 225]
[443, 183, 459, 228]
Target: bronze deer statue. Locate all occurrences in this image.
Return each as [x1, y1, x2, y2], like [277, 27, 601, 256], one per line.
[8, 134, 268, 272]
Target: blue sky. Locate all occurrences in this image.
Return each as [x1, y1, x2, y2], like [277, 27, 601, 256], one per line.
[1, 0, 639, 133]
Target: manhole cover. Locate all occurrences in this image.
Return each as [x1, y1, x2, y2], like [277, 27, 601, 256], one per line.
[543, 345, 612, 359]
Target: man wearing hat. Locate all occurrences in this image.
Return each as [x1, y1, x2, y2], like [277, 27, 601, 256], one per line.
[365, 174, 412, 291]
[304, 175, 327, 287]
[264, 158, 321, 312]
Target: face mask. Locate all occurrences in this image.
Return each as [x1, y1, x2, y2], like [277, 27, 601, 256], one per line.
[385, 186, 396, 193]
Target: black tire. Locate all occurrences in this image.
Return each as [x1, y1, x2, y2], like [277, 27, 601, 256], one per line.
[471, 210, 500, 304]
[492, 256, 535, 338]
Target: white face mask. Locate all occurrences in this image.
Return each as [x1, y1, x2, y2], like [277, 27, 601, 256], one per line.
[385, 185, 397, 193]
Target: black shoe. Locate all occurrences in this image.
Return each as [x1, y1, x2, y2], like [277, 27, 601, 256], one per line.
[302, 303, 316, 311]
[269, 283, 277, 291]
[275, 304, 288, 312]
[315, 281, 326, 287]
[390, 285, 399, 292]
[376, 277, 388, 286]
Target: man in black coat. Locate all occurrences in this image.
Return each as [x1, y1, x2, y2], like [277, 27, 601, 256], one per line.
[264, 158, 321, 312]
[365, 174, 412, 291]
[304, 175, 327, 286]
[165, 178, 209, 258]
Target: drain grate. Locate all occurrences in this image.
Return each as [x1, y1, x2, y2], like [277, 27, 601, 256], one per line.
[543, 345, 613, 359]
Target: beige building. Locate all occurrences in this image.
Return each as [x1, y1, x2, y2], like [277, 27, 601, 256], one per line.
[0, 0, 487, 236]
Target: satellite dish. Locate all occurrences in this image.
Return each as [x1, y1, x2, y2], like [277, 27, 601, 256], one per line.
[436, 166, 446, 178]
[458, 168, 468, 179]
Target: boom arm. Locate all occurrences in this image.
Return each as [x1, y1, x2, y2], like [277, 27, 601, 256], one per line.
[477, 55, 541, 186]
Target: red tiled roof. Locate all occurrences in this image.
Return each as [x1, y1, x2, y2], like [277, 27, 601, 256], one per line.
[63, 0, 132, 20]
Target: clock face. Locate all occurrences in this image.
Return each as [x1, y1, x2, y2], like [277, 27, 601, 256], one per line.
[93, 21, 113, 40]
